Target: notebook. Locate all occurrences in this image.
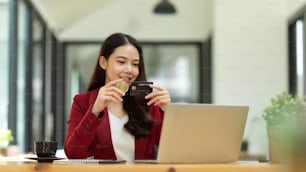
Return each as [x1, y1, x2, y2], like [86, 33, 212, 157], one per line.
[136, 103, 249, 164]
[68, 159, 126, 164]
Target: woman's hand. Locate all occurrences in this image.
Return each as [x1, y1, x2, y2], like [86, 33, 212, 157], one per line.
[91, 79, 125, 116]
[145, 85, 171, 112]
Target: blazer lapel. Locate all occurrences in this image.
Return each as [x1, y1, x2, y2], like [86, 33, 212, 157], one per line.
[89, 90, 116, 158]
[96, 109, 116, 158]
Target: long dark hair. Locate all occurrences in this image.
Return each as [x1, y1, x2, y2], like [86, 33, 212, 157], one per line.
[87, 33, 154, 137]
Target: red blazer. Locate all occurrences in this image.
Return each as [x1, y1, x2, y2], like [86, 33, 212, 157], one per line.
[64, 88, 164, 160]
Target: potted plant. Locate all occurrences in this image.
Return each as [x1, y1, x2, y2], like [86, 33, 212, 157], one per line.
[262, 92, 306, 163]
[0, 129, 14, 156]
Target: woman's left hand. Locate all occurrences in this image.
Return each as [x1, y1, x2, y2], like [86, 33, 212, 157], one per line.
[145, 85, 171, 112]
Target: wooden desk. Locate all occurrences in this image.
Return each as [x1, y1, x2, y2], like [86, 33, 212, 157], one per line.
[0, 161, 292, 172]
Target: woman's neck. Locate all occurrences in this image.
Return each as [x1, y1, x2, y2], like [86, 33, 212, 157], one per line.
[108, 102, 127, 119]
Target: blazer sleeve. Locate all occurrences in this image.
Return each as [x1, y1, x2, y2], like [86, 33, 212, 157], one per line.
[64, 93, 100, 159]
[151, 106, 164, 146]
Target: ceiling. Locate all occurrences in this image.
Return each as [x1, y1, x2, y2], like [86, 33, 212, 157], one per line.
[30, 0, 213, 41]
[31, 0, 111, 32]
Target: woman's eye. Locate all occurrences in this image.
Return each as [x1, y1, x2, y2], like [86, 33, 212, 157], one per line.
[133, 63, 139, 67]
[118, 61, 125, 64]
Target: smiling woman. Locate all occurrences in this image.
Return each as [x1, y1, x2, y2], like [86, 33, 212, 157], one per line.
[64, 33, 171, 161]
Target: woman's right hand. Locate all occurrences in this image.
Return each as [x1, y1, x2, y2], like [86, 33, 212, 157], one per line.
[91, 79, 125, 116]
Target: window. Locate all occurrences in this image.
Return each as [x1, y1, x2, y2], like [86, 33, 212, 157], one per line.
[289, 16, 306, 96]
[295, 20, 304, 96]
[142, 44, 200, 103]
[0, 0, 9, 130]
[17, 0, 26, 153]
[3, 0, 61, 153]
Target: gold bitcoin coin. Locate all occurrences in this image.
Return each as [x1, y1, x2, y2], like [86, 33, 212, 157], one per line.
[116, 81, 129, 93]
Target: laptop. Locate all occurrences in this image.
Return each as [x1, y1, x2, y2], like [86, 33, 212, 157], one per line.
[136, 103, 249, 164]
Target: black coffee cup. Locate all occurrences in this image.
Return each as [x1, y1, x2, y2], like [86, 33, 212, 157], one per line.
[34, 141, 57, 157]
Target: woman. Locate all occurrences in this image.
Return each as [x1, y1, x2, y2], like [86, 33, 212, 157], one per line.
[64, 33, 171, 162]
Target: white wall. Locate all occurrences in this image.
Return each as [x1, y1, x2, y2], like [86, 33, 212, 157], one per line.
[213, 0, 306, 156]
[287, 0, 306, 16]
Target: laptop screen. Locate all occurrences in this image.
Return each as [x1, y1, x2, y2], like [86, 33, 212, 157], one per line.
[156, 103, 249, 164]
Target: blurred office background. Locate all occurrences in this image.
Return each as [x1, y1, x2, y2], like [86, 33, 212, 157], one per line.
[0, 0, 305, 159]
